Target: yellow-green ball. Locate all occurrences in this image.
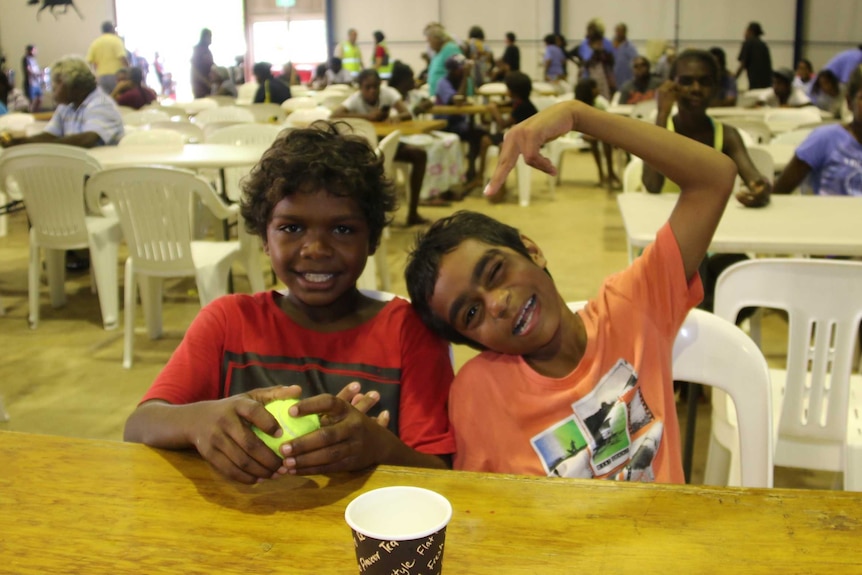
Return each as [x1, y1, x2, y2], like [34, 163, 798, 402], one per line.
[253, 398, 321, 455]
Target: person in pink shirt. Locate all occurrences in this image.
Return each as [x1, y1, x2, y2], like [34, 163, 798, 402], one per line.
[405, 100, 735, 483]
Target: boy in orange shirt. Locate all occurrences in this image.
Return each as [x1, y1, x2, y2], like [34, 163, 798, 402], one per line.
[405, 101, 736, 482]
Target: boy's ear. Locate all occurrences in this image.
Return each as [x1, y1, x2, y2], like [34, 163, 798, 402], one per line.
[520, 234, 547, 268]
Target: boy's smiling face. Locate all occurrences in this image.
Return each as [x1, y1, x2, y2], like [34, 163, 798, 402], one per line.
[265, 190, 371, 310]
[428, 238, 566, 356]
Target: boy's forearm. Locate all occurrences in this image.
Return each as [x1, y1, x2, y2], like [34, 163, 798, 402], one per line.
[124, 400, 195, 449]
[379, 434, 451, 469]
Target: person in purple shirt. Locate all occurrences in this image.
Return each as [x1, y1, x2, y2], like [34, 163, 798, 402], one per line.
[576, 18, 614, 78]
[612, 23, 639, 90]
[823, 46, 862, 84]
[543, 34, 566, 81]
[773, 66, 862, 197]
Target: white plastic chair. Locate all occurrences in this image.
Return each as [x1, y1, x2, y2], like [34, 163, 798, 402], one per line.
[531, 95, 559, 112]
[284, 107, 332, 128]
[623, 157, 645, 193]
[631, 100, 658, 122]
[240, 103, 286, 124]
[123, 109, 171, 127]
[177, 98, 219, 115]
[745, 147, 775, 181]
[192, 106, 255, 127]
[568, 301, 774, 487]
[205, 123, 284, 201]
[484, 147, 537, 206]
[771, 128, 814, 146]
[236, 82, 259, 106]
[722, 119, 772, 145]
[710, 258, 862, 490]
[281, 96, 318, 113]
[0, 112, 36, 133]
[764, 107, 822, 129]
[0, 144, 121, 330]
[546, 132, 589, 195]
[205, 95, 238, 107]
[87, 166, 263, 368]
[319, 93, 350, 110]
[357, 130, 399, 292]
[144, 104, 189, 121]
[335, 117, 377, 144]
[146, 121, 204, 144]
[119, 129, 186, 148]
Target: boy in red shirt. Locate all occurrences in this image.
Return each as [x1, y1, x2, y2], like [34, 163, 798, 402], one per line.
[405, 101, 735, 482]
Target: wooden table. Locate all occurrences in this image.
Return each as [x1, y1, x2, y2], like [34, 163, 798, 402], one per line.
[617, 193, 862, 261]
[429, 104, 492, 115]
[372, 119, 446, 138]
[4, 431, 862, 574]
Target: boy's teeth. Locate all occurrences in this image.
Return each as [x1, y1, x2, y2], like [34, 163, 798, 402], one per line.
[303, 273, 333, 283]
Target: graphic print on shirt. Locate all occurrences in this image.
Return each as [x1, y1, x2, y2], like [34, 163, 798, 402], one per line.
[529, 359, 662, 481]
[818, 138, 862, 197]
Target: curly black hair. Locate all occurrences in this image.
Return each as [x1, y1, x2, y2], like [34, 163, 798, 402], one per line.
[671, 49, 720, 87]
[240, 121, 397, 252]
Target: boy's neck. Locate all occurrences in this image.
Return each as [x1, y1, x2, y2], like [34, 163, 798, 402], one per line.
[277, 289, 386, 332]
[522, 305, 588, 378]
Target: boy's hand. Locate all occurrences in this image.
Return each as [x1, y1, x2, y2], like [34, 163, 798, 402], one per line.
[279, 394, 394, 475]
[655, 80, 678, 119]
[335, 381, 390, 428]
[736, 178, 771, 208]
[186, 385, 301, 484]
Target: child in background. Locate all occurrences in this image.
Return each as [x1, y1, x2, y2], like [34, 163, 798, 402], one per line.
[405, 100, 735, 482]
[125, 124, 455, 484]
[574, 77, 620, 190]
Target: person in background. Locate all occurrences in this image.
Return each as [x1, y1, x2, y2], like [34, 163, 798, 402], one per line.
[191, 28, 214, 99]
[735, 21, 772, 90]
[757, 67, 812, 108]
[583, 32, 616, 100]
[773, 66, 862, 197]
[617, 56, 661, 105]
[502, 32, 520, 72]
[252, 62, 291, 105]
[113, 66, 157, 109]
[809, 69, 843, 118]
[822, 45, 862, 86]
[281, 62, 301, 86]
[210, 66, 237, 97]
[424, 23, 462, 98]
[543, 34, 566, 82]
[153, 51, 168, 95]
[575, 18, 614, 76]
[86, 21, 129, 94]
[231, 55, 246, 85]
[372, 30, 392, 78]
[709, 47, 737, 107]
[794, 58, 815, 95]
[654, 46, 676, 81]
[334, 28, 363, 76]
[22, 44, 42, 112]
[326, 57, 354, 86]
[123, 123, 455, 484]
[612, 23, 639, 91]
[465, 25, 492, 87]
[575, 77, 619, 190]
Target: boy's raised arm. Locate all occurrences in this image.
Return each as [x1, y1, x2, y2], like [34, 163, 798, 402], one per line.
[486, 100, 737, 280]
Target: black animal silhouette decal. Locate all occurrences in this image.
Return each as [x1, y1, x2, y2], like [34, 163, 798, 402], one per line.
[28, 0, 84, 21]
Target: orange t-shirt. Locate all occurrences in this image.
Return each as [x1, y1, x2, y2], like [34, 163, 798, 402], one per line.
[450, 223, 703, 483]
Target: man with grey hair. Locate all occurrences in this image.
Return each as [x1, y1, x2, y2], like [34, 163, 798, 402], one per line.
[0, 56, 123, 148]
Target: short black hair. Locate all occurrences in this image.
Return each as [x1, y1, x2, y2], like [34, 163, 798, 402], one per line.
[504, 71, 532, 101]
[240, 122, 396, 252]
[405, 211, 533, 348]
[129, 66, 143, 84]
[373, 30, 384, 43]
[506, 32, 516, 43]
[468, 26, 485, 40]
[748, 22, 764, 36]
[101, 21, 114, 33]
[671, 49, 720, 87]
[544, 33, 557, 45]
[356, 68, 380, 86]
[253, 62, 272, 80]
[389, 60, 413, 89]
[811, 69, 839, 95]
[797, 58, 813, 70]
[574, 77, 597, 105]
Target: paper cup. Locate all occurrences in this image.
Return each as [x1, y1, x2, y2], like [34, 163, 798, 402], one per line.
[345, 486, 452, 575]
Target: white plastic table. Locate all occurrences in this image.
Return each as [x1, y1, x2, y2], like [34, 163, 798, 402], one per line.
[87, 144, 270, 170]
[617, 193, 862, 262]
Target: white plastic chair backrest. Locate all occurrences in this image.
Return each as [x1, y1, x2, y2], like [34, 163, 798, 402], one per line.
[745, 147, 775, 182]
[714, 258, 862, 448]
[477, 82, 506, 96]
[0, 112, 35, 132]
[320, 93, 349, 110]
[337, 117, 377, 144]
[0, 144, 101, 248]
[532, 81, 559, 95]
[567, 300, 773, 487]
[377, 130, 401, 180]
[123, 108, 171, 127]
[771, 128, 814, 146]
[736, 127, 755, 147]
[193, 106, 255, 127]
[610, 90, 622, 106]
[284, 107, 332, 128]
[623, 157, 644, 193]
[764, 107, 822, 127]
[532, 96, 558, 112]
[178, 98, 219, 115]
[291, 85, 310, 97]
[738, 88, 771, 108]
[145, 104, 189, 121]
[87, 166, 226, 275]
[281, 96, 318, 113]
[119, 129, 186, 148]
[205, 123, 283, 146]
[236, 82, 259, 105]
[631, 100, 657, 121]
[724, 119, 771, 144]
[240, 103, 286, 124]
[206, 95, 238, 107]
[146, 121, 204, 144]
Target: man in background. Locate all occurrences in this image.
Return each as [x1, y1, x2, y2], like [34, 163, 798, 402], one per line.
[612, 23, 639, 91]
[86, 21, 129, 94]
[334, 28, 363, 77]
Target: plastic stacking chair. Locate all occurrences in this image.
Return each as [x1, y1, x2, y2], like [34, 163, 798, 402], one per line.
[240, 103, 286, 124]
[0, 144, 121, 330]
[764, 107, 822, 130]
[546, 132, 589, 195]
[710, 259, 862, 490]
[484, 146, 540, 207]
[122, 109, 171, 127]
[205, 123, 283, 199]
[192, 106, 255, 127]
[622, 157, 645, 193]
[357, 130, 399, 292]
[236, 82, 259, 106]
[281, 96, 318, 114]
[336, 117, 378, 144]
[284, 107, 332, 128]
[119, 129, 186, 148]
[86, 166, 264, 368]
[205, 95, 238, 107]
[568, 301, 774, 487]
[146, 121, 204, 144]
[0, 112, 36, 132]
[770, 128, 814, 146]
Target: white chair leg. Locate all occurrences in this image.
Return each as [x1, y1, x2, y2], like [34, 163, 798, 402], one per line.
[88, 228, 121, 330]
[238, 227, 266, 293]
[547, 140, 563, 196]
[516, 156, 531, 207]
[139, 275, 164, 340]
[28, 237, 40, 329]
[123, 259, 136, 369]
[703, 431, 732, 486]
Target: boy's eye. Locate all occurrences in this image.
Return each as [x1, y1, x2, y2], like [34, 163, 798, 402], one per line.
[334, 225, 353, 235]
[280, 224, 302, 233]
[463, 304, 479, 328]
[488, 261, 503, 284]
